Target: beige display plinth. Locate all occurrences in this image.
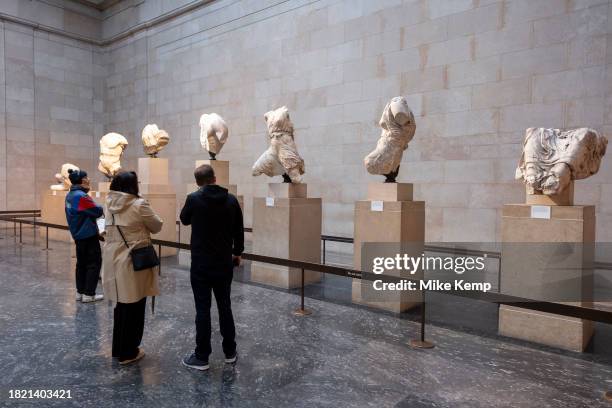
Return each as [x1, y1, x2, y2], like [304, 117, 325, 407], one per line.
[138, 158, 177, 257]
[498, 199, 595, 352]
[40, 189, 105, 242]
[40, 190, 71, 241]
[352, 183, 425, 313]
[178, 160, 243, 267]
[250, 183, 322, 289]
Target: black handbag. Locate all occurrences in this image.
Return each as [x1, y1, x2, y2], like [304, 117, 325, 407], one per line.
[113, 214, 160, 271]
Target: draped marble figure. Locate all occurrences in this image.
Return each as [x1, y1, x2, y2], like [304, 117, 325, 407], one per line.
[51, 163, 80, 191]
[98, 132, 128, 179]
[252, 106, 305, 183]
[199, 113, 228, 160]
[142, 124, 169, 157]
[364, 96, 416, 183]
[516, 127, 608, 195]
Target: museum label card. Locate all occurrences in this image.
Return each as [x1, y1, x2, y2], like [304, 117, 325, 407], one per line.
[371, 201, 384, 212]
[95, 192, 101, 198]
[530, 205, 551, 219]
[52, 191, 57, 196]
[265, 197, 275, 207]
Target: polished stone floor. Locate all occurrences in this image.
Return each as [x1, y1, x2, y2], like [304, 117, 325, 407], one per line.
[2, 229, 612, 407]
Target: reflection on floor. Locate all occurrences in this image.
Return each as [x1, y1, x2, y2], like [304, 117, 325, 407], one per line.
[1, 230, 612, 407]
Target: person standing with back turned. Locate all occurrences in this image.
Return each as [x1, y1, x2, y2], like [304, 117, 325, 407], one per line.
[180, 164, 244, 371]
[65, 169, 104, 303]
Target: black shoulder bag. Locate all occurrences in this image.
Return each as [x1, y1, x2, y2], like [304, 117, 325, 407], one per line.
[113, 214, 160, 271]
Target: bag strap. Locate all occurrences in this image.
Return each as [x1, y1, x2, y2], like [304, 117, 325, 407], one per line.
[112, 213, 130, 250]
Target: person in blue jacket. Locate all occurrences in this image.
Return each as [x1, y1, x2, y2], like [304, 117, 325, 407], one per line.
[65, 169, 104, 303]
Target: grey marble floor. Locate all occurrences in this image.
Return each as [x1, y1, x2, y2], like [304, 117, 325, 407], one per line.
[1, 231, 612, 407]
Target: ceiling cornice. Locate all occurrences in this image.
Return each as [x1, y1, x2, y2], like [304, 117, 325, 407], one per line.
[66, 0, 124, 12]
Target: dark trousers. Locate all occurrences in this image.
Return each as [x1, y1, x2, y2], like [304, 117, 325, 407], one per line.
[112, 297, 147, 361]
[191, 268, 236, 360]
[75, 235, 101, 296]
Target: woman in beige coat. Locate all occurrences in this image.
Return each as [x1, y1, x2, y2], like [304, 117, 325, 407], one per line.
[102, 171, 163, 365]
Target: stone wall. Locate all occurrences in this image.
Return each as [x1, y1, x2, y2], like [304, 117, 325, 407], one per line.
[2, 0, 612, 245]
[104, 0, 612, 243]
[0, 1, 103, 210]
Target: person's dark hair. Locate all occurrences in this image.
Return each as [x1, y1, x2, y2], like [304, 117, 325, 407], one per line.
[194, 164, 215, 187]
[68, 169, 88, 185]
[110, 171, 140, 196]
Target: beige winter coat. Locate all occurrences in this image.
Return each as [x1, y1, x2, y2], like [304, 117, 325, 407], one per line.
[102, 191, 163, 303]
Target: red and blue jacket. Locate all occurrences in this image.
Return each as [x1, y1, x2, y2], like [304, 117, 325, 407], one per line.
[65, 185, 103, 240]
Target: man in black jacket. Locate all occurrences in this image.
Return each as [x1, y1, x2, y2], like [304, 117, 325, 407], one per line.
[180, 164, 244, 371]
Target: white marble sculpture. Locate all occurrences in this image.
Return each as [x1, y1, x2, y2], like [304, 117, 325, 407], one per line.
[516, 127, 608, 195]
[252, 106, 305, 183]
[199, 113, 228, 160]
[142, 124, 169, 157]
[98, 132, 129, 179]
[50, 163, 80, 191]
[364, 96, 416, 183]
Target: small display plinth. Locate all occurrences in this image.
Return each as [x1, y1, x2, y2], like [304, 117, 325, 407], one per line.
[138, 157, 169, 185]
[251, 189, 321, 289]
[367, 183, 413, 201]
[268, 183, 307, 198]
[195, 160, 229, 186]
[352, 199, 425, 313]
[138, 157, 177, 257]
[498, 203, 594, 352]
[526, 182, 574, 206]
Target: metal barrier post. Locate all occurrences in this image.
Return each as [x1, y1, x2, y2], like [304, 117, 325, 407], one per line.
[409, 290, 434, 349]
[158, 244, 162, 276]
[322, 239, 326, 264]
[19, 222, 23, 245]
[42, 226, 51, 251]
[13, 221, 16, 236]
[293, 268, 311, 316]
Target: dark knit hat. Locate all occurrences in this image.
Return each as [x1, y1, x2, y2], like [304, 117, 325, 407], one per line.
[68, 169, 88, 185]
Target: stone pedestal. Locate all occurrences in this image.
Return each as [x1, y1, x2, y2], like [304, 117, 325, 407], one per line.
[525, 182, 574, 206]
[352, 183, 425, 313]
[40, 189, 105, 242]
[195, 159, 229, 185]
[138, 158, 177, 257]
[250, 183, 321, 289]
[179, 159, 243, 267]
[498, 202, 595, 352]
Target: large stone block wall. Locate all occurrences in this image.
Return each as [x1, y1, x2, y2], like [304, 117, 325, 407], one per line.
[103, 0, 612, 243]
[0, 1, 103, 210]
[1, 0, 611, 246]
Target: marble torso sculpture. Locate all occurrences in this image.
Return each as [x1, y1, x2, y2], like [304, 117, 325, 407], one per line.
[98, 132, 128, 179]
[516, 127, 608, 195]
[142, 124, 169, 157]
[364, 96, 416, 182]
[51, 163, 79, 191]
[252, 106, 305, 183]
[200, 113, 228, 160]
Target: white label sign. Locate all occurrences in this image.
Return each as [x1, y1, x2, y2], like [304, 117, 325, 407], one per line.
[96, 218, 106, 233]
[95, 192, 101, 198]
[371, 200, 384, 212]
[265, 197, 275, 207]
[531, 205, 551, 219]
[52, 191, 57, 196]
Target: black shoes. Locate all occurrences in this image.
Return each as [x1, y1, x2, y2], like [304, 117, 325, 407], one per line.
[182, 353, 209, 371]
[182, 352, 237, 370]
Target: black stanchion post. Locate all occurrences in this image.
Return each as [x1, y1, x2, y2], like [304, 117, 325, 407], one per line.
[322, 239, 326, 264]
[158, 244, 162, 276]
[42, 226, 51, 251]
[409, 290, 434, 349]
[13, 221, 16, 236]
[19, 222, 23, 245]
[293, 268, 311, 316]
